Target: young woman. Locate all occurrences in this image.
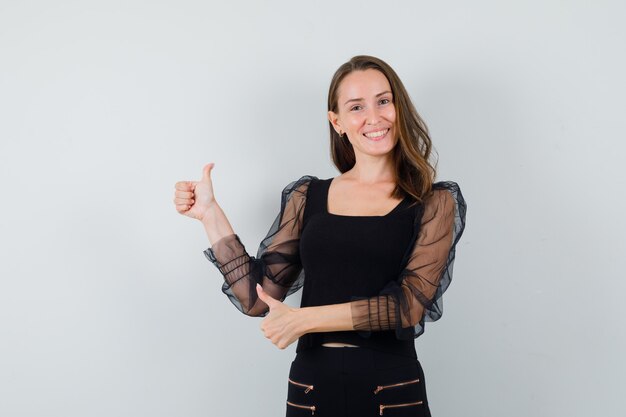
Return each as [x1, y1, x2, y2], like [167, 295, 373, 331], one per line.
[174, 55, 467, 417]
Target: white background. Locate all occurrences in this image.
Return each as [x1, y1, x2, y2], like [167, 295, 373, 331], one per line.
[1, 1, 624, 416]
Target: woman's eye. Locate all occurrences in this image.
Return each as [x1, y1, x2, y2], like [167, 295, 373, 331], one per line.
[351, 99, 390, 111]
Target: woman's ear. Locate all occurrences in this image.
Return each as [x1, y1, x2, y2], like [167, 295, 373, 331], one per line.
[328, 110, 342, 134]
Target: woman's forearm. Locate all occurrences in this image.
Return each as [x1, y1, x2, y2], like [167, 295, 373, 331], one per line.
[298, 302, 355, 334]
[201, 201, 266, 314]
[200, 201, 236, 246]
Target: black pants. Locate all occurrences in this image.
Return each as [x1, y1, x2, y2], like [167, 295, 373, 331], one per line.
[285, 346, 432, 417]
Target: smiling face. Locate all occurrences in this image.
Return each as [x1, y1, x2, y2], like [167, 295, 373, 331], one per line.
[328, 68, 398, 158]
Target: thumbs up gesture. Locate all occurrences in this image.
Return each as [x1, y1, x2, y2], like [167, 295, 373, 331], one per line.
[256, 283, 304, 350]
[174, 163, 217, 221]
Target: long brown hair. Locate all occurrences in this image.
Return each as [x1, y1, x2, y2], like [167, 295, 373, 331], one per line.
[327, 55, 437, 205]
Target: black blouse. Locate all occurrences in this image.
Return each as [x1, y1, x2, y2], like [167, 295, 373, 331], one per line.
[203, 175, 467, 358]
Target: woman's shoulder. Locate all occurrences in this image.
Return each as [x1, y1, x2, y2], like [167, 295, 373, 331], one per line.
[279, 174, 320, 199]
[287, 174, 319, 188]
[430, 180, 464, 202]
[432, 179, 461, 192]
[428, 179, 467, 219]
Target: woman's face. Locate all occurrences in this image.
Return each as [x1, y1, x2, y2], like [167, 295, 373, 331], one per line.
[328, 68, 398, 158]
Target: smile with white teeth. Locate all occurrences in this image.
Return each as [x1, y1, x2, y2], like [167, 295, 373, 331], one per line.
[363, 128, 389, 140]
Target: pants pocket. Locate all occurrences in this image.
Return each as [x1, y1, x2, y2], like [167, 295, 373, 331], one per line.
[286, 360, 318, 416]
[372, 362, 429, 416]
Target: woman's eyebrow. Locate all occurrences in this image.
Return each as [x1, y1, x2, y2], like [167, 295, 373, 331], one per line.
[344, 90, 392, 105]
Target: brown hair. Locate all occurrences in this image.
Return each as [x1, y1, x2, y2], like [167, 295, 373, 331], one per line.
[327, 55, 437, 205]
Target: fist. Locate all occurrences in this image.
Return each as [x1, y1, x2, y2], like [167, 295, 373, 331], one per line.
[174, 162, 217, 221]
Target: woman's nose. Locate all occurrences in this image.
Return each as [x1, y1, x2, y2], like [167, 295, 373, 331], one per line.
[366, 107, 381, 125]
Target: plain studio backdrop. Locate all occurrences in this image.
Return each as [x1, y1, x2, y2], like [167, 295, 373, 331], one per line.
[1, 1, 624, 416]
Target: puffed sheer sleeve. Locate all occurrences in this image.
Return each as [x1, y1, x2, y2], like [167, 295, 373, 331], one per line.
[202, 175, 316, 317]
[349, 181, 467, 340]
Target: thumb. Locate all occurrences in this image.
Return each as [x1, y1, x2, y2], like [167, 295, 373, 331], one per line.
[256, 283, 275, 307]
[201, 162, 214, 183]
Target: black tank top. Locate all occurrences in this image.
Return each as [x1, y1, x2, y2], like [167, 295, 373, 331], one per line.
[296, 177, 418, 358]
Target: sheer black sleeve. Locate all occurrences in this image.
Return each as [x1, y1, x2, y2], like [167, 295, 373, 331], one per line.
[349, 181, 467, 339]
[202, 175, 316, 317]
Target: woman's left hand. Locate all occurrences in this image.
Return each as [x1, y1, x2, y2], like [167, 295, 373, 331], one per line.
[255, 283, 306, 349]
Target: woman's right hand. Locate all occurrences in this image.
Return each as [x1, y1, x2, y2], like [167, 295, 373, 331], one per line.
[174, 162, 217, 221]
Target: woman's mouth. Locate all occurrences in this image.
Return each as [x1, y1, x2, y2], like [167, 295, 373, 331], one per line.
[363, 128, 390, 142]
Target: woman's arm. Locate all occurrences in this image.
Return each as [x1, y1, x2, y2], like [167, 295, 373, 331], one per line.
[176, 165, 315, 318]
[297, 302, 354, 334]
[202, 175, 316, 317]
[201, 201, 236, 245]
